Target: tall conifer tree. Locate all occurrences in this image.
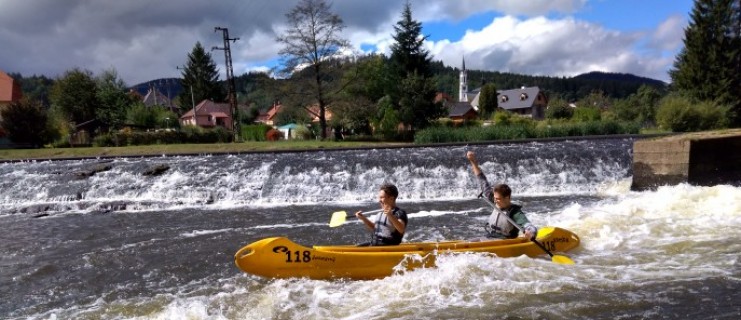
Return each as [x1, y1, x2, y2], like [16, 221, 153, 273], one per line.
[670, 0, 741, 126]
[179, 42, 223, 111]
[388, 1, 444, 130]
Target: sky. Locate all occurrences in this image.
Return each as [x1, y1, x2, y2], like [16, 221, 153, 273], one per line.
[0, 0, 695, 86]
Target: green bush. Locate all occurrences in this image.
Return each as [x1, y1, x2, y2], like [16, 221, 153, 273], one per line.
[414, 120, 640, 143]
[545, 104, 573, 120]
[293, 125, 313, 140]
[572, 107, 601, 122]
[656, 95, 729, 132]
[92, 126, 233, 147]
[242, 124, 271, 141]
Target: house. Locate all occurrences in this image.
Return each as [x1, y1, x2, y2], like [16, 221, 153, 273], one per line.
[495, 86, 547, 119]
[141, 87, 178, 113]
[277, 123, 300, 139]
[464, 85, 547, 120]
[0, 70, 22, 108]
[457, 57, 547, 120]
[435, 91, 478, 122]
[0, 70, 23, 147]
[447, 101, 478, 122]
[306, 104, 334, 123]
[255, 102, 282, 126]
[179, 99, 233, 130]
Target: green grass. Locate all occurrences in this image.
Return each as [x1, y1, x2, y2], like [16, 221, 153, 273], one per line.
[0, 140, 412, 161]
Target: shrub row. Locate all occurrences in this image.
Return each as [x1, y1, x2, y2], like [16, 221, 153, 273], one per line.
[414, 120, 640, 144]
[93, 126, 232, 147]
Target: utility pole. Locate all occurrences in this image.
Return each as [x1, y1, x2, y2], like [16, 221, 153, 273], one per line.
[177, 66, 197, 126]
[212, 26, 240, 142]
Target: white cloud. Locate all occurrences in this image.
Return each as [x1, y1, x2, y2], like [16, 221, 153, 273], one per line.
[425, 15, 671, 82]
[415, 0, 588, 21]
[651, 14, 686, 51]
[0, 0, 680, 85]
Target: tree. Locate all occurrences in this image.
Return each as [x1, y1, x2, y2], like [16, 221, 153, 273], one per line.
[276, 0, 350, 139]
[0, 98, 51, 147]
[478, 83, 498, 118]
[611, 84, 663, 125]
[670, 0, 741, 127]
[545, 98, 573, 120]
[390, 1, 432, 78]
[656, 94, 729, 132]
[50, 68, 99, 125]
[179, 42, 224, 111]
[397, 72, 446, 130]
[388, 1, 442, 130]
[96, 69, 131, 131]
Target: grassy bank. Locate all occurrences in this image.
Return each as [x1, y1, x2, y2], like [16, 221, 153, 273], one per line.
[0, 140, 411, 161]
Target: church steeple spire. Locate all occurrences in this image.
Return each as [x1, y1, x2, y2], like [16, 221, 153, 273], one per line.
[459, 56, 468, 102]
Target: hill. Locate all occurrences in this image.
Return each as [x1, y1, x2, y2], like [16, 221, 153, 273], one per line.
[129, 78, 183, 100]
[430, 61, 668, 101]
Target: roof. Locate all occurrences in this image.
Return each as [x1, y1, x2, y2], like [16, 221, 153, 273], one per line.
[434, 92, 453, 104]
[256, 103, 282, 122]
[0, 70, 23, 103]
[496, 86, 541, 110]
[180, 99, 231, 119]
[278, 123, 300, 130]
[448, 101, 476, 117]
[142, 88, 175, 110]
[307, 104, 333, 122]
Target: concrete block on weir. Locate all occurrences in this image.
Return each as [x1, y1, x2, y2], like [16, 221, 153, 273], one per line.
[631, 129, 741, 191]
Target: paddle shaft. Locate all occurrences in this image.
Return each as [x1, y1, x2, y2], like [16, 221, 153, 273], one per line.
[478, 193, 558, 258]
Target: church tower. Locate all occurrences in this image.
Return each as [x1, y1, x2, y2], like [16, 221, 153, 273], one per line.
[459, 56, 468, 102]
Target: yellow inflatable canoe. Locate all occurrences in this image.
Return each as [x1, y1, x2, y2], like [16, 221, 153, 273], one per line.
[234, 226, 580, 280]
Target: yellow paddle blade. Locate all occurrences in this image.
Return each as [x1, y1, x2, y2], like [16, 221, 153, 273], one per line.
[329, 211, 348, 227]
[552, 255, 575, 265]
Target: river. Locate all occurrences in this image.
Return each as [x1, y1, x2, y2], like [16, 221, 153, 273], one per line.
[0, 138, 739, 319]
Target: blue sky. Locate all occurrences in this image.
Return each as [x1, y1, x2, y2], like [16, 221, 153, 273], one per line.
[0, 0, 696, 84]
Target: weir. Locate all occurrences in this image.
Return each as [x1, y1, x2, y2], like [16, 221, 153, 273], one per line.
[631, 129, 741, 191]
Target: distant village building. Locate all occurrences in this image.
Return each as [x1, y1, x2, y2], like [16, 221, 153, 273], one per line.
[447, 101, 478, 122]
[254, 102, 282, 126]
[459, 57, 468, 102]
[435, 92, 478, 122]
[0, 70, 22, 109]
[494, 87, 547, 119]
[141, 87, 178, 113]
[306, 104, 333, 123]
[255, 102, 335, 127]
[0, 69, 23, 148]
[458, 58, 547, 120]
[179, 99, 234, 130]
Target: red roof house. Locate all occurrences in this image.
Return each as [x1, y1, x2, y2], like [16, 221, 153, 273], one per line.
[0, 70, 23, 108]
[179, 99, 233, 130]
[255, 102, 282, 126]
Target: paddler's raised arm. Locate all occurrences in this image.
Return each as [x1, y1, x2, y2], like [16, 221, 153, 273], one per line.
[466, 151, 482, 176]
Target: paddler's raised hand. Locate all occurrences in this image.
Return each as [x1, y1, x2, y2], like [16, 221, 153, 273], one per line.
[355, 211, 374, 231]
[466, 151, 482, 176]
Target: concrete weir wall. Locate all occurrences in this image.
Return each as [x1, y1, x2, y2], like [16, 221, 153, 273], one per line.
[631, 129, 741, 191]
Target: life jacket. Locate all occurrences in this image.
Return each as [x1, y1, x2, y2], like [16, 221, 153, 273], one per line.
[485, 204, 522, 239]
[371, 207, 407, 245]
